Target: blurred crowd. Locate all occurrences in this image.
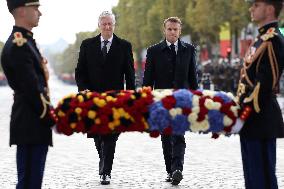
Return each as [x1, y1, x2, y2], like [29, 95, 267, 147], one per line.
[198, 57, 242, 95]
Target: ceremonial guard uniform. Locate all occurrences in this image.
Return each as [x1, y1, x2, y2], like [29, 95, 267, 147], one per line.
[1, 0, 54, 188]
[237, 1, 284, 187]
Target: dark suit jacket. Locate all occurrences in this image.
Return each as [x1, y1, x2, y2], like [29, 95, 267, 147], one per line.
[239, 22, 284, 139]
[75, 34, 135, 92]
[1, 26, 53, 146]
[143, 39, 198, 90]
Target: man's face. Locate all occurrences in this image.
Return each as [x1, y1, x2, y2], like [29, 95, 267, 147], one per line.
[23, 5, 42, 28]
[249, 2, 269, 24]
[99, 16, 115, 39]
[164, 21, 181, 44]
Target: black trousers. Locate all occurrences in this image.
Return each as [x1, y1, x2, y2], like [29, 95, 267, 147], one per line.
[161, 134, 186, 174]
[16, 144, 48, 189]
[94, 134, 120, 175]
[240, 136, 278, 189]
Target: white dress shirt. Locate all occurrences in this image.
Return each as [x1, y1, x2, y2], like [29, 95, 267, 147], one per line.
[166, 40, 178, 54]
[100, 35, 113, 53]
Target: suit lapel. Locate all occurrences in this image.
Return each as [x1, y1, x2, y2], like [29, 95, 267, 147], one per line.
[91, 35, 104, 65]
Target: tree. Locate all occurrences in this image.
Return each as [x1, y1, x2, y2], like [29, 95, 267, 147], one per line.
[113, 0, 155, 84]
[185, 0, 249, 58]
[51, 31, 98, 74]
[142, 0, 191, 47]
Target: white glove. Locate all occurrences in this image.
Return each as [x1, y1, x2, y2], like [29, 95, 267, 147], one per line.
[230, 118, 244, 134]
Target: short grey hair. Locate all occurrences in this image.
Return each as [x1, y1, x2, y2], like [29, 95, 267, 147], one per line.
[98, 11, 116, 26]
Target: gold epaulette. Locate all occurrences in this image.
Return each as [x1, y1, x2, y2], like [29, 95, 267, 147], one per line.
[40, 93, 52, 118]
[244, 82, 261, 113]
[260, 27, 277, 41]
[12, 32, 27, 47]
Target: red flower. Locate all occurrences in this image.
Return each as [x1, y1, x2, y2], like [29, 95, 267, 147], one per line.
[212, 96, 223, 103]
[162, 96, 176, 110]
[75, 121, 86, 133]
[150, 130, 160, 138]
[163, 127, 172, 135]
[211, 133, 220, 139]
[192, 90, 203, 96]
[198, 107, 208, 121]
[223, 126, 232, 133]
[182, 108, 192, 115]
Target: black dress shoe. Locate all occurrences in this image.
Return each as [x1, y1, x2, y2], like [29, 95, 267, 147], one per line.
[171, 170, 183, 185]
[165, 173, 172, 182]
[100, 174, 111, 185]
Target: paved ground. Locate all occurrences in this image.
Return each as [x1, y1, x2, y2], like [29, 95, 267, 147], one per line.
[1, 76, 284, 189]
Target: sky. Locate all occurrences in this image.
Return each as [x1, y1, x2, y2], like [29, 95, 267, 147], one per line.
[0, 0, 119, 45]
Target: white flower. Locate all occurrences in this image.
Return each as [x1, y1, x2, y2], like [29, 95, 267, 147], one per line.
[230, 106, 239, 117]
[226, 92, 235, 100]
[169, 108, 182, 118]
[204, 99, 221, 110]
[223, 116, 233, 127]
[190, 123, 200, 132]
[199, 119, 210, 131]
[192, 95, 200, 106]
[153, 89, 173, 101]
[190, 119, 209, 132]
[188, 114, 209, 132]
[192, 107, 200, 113]
[203, 90, 215, 98]
[188, 113, 198, 123]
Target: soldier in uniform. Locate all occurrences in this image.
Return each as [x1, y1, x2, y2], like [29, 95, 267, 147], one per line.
[1, 0, 55, 188]
[237, 0, 284, 188]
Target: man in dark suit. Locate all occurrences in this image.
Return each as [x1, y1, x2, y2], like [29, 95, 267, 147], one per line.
[143, 17, 198, 185]
[75, 11, 135, 185]
[1, 0, 54, 188]
[237, 0, 284, 188]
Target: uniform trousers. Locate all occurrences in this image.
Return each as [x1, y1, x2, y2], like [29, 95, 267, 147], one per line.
[16, 144, 48, 189]
[240, 136, 278, 189]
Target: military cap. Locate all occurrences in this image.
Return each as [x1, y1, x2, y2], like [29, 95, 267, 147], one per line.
[7, 0, 40, 12]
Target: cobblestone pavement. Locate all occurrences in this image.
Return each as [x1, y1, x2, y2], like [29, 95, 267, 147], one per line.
[1, 77, 284, 189]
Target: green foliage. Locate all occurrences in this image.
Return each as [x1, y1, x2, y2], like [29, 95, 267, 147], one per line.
[51, 31, 98, 74]
[52, 0, 251, 73]
[113, 0, 250, 52]
[186, 0, 249, 44]
[113, 0, 154, 58]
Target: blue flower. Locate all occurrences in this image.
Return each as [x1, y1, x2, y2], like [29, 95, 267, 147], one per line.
[148, 102, 171, 131]
[173, 89, 193, 108]
[171, 114, 190, 135]
[208, 110, 224, 132]
[215, 92, 232, 104]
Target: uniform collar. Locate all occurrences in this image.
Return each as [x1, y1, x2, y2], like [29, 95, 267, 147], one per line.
[258, 21, 278, 36]
[12, 26, 34, 39]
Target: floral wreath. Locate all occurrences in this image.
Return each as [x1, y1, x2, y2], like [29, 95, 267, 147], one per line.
[54, 88, 250, 139]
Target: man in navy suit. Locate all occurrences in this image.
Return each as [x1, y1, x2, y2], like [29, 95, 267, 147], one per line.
[75, 11, 135, 185]
[237, 0, 284, 188]
[1, 0, 54, 188]
[143, 17, 198, 185]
